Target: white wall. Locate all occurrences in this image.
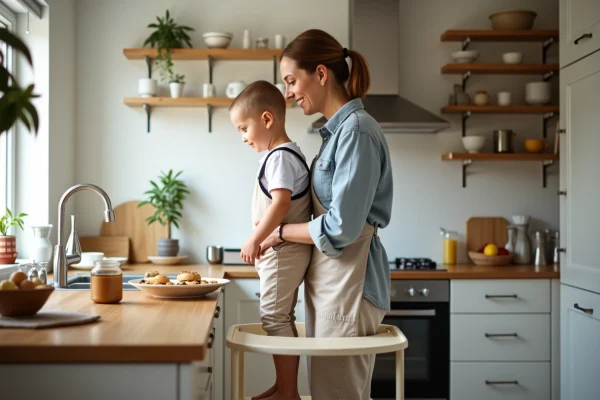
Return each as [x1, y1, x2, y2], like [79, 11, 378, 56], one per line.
[72, 0, 559, 264]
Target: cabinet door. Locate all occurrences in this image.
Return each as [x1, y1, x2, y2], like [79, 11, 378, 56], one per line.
[224, 279, 309, 399]
[560, 51, 600, 294]
[560, 0, 600, 67]
[560, 284, 600, 399]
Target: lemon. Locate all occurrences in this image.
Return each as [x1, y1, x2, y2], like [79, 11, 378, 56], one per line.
[484, 244, 499, 256]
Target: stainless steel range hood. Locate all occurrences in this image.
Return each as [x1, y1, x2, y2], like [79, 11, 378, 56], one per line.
[309, 0, 450, 134]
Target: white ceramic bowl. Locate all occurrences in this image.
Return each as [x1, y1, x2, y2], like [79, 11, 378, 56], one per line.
[203, 32, 233, 49]
[451, 50, 479, 63]
[525, 81, 551, 105]
[462, 136, 486, 153]
[502, 52, 523, 64]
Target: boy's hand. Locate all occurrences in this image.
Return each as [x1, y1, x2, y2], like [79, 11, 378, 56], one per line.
[240, 239, 261, 265]
[259, 227, 282, 255]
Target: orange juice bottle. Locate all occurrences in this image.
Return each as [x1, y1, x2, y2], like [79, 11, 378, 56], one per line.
[443, 231, 458, 265]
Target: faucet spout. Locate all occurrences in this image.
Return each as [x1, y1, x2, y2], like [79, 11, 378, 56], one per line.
[53, 184, 115, 288]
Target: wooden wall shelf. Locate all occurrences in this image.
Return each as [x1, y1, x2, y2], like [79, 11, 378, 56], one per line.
[123, 48, 282, 61]
[441, 63, 559, 75]
[440, 30, 559, 42]
[441, 105, 560, 114]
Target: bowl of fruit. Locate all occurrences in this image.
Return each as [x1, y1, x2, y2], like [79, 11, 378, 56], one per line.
[0, 271, 54, 317]
[469, 243, 514, 266]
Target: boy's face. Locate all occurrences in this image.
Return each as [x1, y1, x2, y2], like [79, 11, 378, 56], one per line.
[230, 107, 272, 152]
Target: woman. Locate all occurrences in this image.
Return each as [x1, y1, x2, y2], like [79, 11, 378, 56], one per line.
[258, 29, 393, 400]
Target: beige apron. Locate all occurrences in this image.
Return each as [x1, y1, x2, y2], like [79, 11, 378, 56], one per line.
[305, 158, 386, 400]
[252, 148, 312, 337]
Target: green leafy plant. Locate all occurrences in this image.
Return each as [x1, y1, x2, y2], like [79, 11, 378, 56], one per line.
[0, 28, 39, 135]
[143, 9, 194, 83]
[0, 208, 28, 236]
[139, 170, 190, 239]
[169, 73, 185, 84]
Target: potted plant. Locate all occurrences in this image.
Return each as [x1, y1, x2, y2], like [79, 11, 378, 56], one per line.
[143, 9, 194, 87]
[169, 73, 185, 98]
[0, 208, 28, 264]
[139, 170, 190, 257]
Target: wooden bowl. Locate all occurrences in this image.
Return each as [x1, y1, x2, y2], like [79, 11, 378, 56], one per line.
[489, 10, 537, 30]
[0, 286, 54, 317]
[468, 251, 514, 266]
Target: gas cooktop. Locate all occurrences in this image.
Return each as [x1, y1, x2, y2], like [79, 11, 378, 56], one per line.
[389, 257, 447, 271]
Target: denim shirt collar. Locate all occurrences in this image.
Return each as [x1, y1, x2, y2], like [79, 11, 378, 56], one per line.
[319, 98, 364, 139]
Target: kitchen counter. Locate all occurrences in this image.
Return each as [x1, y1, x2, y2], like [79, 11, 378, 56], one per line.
[0, 262, 558, 363]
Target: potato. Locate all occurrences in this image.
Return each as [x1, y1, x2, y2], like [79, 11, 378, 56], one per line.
[19, 279, 35, 290]
[30, 277, 43, 287]
[9, 271, 27, 286]
[0, 280, 19, 290]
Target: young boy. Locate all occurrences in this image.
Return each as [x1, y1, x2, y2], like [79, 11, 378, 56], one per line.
[229, 80, 312, 400]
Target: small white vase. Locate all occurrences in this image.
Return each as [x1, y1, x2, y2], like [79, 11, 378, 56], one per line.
[30, 225, 53, 264]
[138, 78, 158, 98]
[170, 82, 185, 98]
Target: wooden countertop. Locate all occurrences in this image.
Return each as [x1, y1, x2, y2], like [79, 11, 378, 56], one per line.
[0, 262, 558, 363]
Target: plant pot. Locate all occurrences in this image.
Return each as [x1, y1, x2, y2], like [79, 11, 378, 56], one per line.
[138, 78, 158, 98]
[0, 235, 18, 264]
[169, 83, 184, 98]
[157, 238, 179, 257]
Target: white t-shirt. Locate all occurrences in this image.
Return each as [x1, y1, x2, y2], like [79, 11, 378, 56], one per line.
[258, 142, 310, 197]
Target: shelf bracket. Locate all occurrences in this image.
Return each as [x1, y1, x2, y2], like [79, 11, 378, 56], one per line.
[144, 55, 153, 79]
[462, 159, 472, 188]
[542, 71, 555, 81]
[461, 111, 471, 137]
[542, 112, 555, 138]
[143, 103, 151, 133]
[208, 55, 214, 84]
[542, 38, 555, 64]
[273, 55, 278, 85]
[461, 71, 471, 91]
[207, 103, 213, 133]
[461, 37, 471, 51]
[542, 159, 554, 188]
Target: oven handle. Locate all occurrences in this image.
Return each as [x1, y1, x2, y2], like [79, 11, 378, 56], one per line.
[385, 309, 436, 317]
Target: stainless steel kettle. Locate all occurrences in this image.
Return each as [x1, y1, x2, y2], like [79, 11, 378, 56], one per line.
[493, 129, 515, 153]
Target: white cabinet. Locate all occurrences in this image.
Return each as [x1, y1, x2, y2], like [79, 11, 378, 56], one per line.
[450, 279, 559, 400]
[560, 284, 600, 399]
[560, 0, 600, 67]
[559, 49, 600, 295]
[223, 279, 309, 399]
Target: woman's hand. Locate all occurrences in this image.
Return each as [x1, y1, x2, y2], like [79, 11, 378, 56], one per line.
[240, 239, 261, 265]
[258, 227, 282, 256]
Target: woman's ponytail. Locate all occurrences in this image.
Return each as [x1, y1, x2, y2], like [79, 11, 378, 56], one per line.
[347, 50, 370, 99]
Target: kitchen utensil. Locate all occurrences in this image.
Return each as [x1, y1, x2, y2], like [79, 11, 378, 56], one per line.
[206, 245, 224, 264]
[489, 10, 537, 30]
[451, 50, 479, 63]
[525, 81, 551, 105]
[202, 32, 233, 49]
[473, 91, 489, 106]
[466, 217, 509, 257]
[524, 139, 547, 153]
[468, 251, 514, 266]
[226, 81, 248, 98]
[462, 136, 486, 153]
[29, 224, 53, 263]
[129, 277, 229, 298]
[498, 91, 512, 106]
[502, 52, 523, 64]
[533, 231, 547, 266]
[100, 201, 168, 263]
[147, 255, 189, 266]
[493, 129, 515, 153]
[79, 236, 129, 259]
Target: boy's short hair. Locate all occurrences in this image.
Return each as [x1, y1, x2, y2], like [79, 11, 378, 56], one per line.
[228, 80, 286, 120]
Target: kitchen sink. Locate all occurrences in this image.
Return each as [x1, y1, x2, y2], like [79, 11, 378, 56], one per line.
[54, 273, 176, 290]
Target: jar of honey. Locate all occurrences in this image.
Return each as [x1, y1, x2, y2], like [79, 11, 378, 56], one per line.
[91, 260, 123, 304]
[443, 231, 458, 265]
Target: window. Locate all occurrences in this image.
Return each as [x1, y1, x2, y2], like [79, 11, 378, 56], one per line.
[0, 8, 16, 214]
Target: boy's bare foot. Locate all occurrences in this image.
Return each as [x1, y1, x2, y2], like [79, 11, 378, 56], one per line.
[251, 383, 277, 400]
[263, 392, 301, 400]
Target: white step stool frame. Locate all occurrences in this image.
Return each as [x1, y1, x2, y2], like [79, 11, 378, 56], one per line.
[226, 322, 408, 400]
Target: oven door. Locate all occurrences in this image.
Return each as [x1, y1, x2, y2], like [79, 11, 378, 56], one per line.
[371, 302, 449, 400]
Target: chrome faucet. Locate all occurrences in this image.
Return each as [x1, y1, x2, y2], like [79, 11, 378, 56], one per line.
[53, 184, 115, 288]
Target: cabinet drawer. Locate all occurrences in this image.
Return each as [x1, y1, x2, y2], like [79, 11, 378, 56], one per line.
[451, 314, 550, 361]
[451, 280, 550, 313]
[560, 0, 600, 67]
[451, 362, 550, 400]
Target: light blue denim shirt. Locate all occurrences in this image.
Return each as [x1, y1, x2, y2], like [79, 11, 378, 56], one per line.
[307, 98, 393, 312]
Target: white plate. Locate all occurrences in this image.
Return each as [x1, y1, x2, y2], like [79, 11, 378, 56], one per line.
[128, 277, 229, 298]
[147, 255, 189, 266]
[71, 257, 129, 270]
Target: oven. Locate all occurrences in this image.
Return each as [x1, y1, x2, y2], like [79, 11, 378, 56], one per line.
[371, 280, 450, 400]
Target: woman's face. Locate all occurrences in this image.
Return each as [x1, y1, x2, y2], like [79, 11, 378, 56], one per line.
[280, 56, 324, 115]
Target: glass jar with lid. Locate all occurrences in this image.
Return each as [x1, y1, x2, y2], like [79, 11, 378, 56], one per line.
[90, 260, 122, 304]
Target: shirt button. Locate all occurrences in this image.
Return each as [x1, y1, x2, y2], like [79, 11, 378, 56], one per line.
[324, 137, 328, 142]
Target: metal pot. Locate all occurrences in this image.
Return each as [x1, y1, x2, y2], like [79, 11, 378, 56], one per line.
[206, 245, 223, 264]
[493, 129, 515, 153]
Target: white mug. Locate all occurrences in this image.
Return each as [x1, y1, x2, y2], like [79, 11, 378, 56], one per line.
[498, 91, 511, 106]
[275, 83, 286, 97]
[202, 83, 215, 98]
[274, 34, 287, 49]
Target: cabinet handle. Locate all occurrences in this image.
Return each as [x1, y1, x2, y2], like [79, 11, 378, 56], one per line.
[208, 328, 215, 349]
[214, 305, 221, 319]
[557, 190, 567, 196]
[485, 294, 518, 299]
[574, 33, 593, 45]
[558, 248, 566, 253]
[486, 380, 519, 385]
[558, 129, 566, 134]
[485, 333, 518, 338]
[255, 292, 261, 298]
[574, 303, 594, 315]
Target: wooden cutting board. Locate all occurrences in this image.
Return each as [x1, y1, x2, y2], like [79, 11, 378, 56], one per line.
[100, 201, 168, 263]
[79, 236, 130, 259]
[466, 217, 509, 255]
